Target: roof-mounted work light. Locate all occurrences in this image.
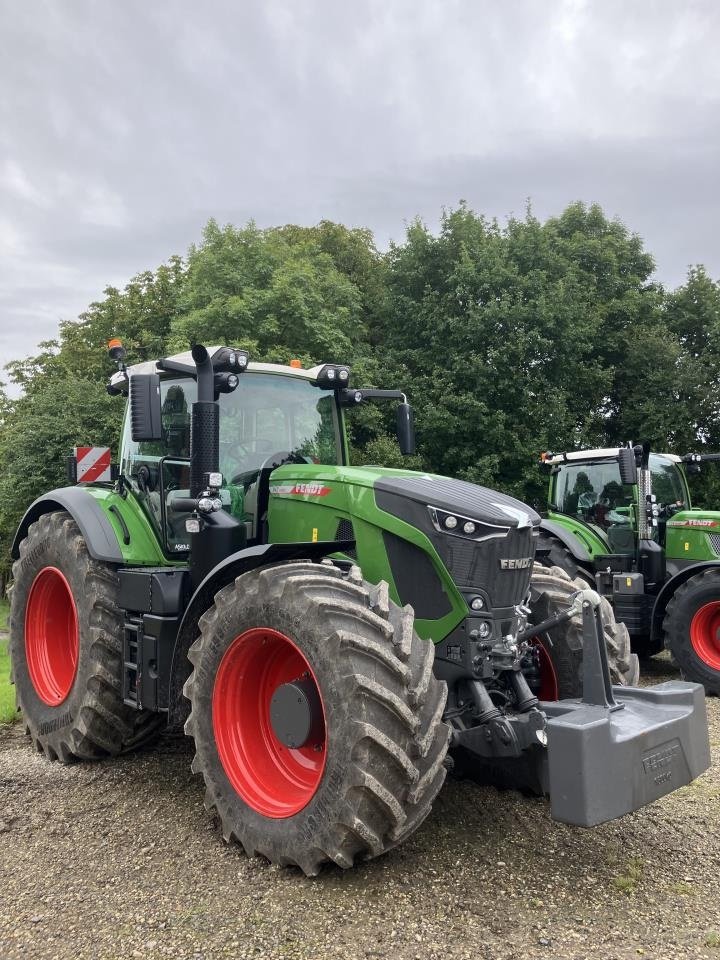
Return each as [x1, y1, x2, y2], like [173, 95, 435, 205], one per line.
[212, 347, 249, 373]
[315, 364, 351, 389]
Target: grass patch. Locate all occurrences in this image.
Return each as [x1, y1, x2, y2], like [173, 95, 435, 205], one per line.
[612, 858, 644, 894]
[705, 932, 720, 949]
[0, 598, 8, 631]
[0, 636, 16, 724]
[671, 882, 695, 897]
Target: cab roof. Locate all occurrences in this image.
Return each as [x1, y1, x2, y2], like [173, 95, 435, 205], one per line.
[109, 348, 332, 393]
[544, 448, 681, 464]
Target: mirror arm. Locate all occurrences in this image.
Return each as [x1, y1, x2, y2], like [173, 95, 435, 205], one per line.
[338, 388, 406, 406]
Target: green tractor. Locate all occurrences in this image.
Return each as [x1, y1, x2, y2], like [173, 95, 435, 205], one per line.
[539, 444, 720, 694]
[7, 344, 710, 874]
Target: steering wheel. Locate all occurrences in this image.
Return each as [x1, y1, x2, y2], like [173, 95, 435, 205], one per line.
[230, 450, 311, 487]
[659, 501, 685, 520]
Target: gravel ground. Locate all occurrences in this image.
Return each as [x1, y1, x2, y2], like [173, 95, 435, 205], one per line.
[1, 655, 718, 960]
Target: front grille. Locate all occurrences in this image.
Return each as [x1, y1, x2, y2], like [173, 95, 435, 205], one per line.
[708, 534, 720, 556]
[437, 525, 536, 609]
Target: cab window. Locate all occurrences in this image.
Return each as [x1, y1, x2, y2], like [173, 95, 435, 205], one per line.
[649, 455, 687, 510]
[120, 372, 342, 553]
[554, 462, 635, 531]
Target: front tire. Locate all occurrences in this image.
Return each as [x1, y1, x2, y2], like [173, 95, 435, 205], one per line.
[183, 562, 449, 875]
[9, 510, 164, 760]
[528, 564, 639, 698]
[663, 569, 720, 695]
[535, 533, 594, 586]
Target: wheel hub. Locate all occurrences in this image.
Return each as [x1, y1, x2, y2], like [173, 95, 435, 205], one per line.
[270, 678, 324, 749]
[212, 627, 327, 818]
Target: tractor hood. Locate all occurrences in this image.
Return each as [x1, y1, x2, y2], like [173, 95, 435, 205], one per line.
[268, 464, 539, 530]
[665, 508, 720, 564]
[267, 463, 541, 636]
[373, 473, 540, 529]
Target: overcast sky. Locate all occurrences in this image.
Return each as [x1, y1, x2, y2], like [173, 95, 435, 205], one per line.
[1, 0, 719, 394]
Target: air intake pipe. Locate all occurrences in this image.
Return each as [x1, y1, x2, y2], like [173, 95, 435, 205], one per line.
[190, 344, 219, 498]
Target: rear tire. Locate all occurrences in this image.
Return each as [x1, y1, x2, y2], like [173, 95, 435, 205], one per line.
[528, 563, 639, 698]
[183, 561, 449, 875]
[663, 569, 720, 695]
[9, 511, 165, 760]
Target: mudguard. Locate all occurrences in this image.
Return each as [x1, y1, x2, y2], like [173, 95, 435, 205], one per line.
[11, 487, 124, 564]
[166, 539, 354, 727]
[538, 518, 592, 564]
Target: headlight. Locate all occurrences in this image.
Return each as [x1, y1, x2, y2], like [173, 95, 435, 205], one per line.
[428, 506, 490, 540]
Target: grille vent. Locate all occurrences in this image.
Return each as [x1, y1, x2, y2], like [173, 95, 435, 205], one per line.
[335, 519, 357, 558]
[707, 534, 720, 556]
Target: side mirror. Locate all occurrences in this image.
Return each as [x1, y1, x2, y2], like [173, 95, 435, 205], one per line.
[618, 447, 638, 485]
[130, 373, 163, 442]
[397, 402, 416, 456]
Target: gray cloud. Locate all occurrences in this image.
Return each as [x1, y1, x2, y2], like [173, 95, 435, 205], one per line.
[1, 0, 719, 394]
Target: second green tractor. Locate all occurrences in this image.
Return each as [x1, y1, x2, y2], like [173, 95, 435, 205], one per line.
[539, 445, 720, 693]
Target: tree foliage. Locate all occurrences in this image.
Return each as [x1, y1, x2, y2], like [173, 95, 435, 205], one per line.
[2, 202, 720, 576]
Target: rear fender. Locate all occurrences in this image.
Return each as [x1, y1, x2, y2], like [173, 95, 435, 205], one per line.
[12, 488, 124, 563]
[166, 539, 353, 728]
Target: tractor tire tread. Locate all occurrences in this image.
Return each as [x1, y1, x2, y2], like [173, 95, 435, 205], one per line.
[9, 510, 165, 761]
[183, 562, 449, 875]
[529, 562, 639, 695]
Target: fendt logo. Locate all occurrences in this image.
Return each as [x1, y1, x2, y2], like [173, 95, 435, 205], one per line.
[499, 557, 533, 570]
[269, 483, 331, 497]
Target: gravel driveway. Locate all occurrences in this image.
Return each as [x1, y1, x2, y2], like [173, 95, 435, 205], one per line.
[1, 656, 718, 960]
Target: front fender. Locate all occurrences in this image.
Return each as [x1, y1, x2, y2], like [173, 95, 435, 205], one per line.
[538, 518, 593, 564]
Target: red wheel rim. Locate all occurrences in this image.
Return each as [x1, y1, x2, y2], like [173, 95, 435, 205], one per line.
[25, 567, 79, 706]
[212, 627, 326, 818]
[690, 601, 720, 671]
[533, 639, 559, 701]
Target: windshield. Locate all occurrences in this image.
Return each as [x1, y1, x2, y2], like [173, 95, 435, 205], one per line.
[649, 454, 687, 508]
[121, 372, 342, 475]
[553, 461, 636, 529]
[551, 453, 688, 553]
[120, 371, 342, 553]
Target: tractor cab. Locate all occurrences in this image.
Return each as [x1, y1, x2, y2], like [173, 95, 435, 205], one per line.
[114, 354, 348, 555]
[545, 448, 690, 554]
[109, 346, 415, 587]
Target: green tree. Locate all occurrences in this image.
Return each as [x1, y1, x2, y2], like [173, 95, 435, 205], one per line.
[170, 220, 371, 368]
[0, 379, 120, 577]
[380, 202, 662, 505]
[0, 257, 187, 580]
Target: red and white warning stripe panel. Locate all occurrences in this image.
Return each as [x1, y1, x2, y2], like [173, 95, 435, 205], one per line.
[74, 446, 112, 482]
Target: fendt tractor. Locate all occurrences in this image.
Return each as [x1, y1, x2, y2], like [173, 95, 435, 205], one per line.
[8, 343, 710, 874]
[538, 444, 720, 695]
